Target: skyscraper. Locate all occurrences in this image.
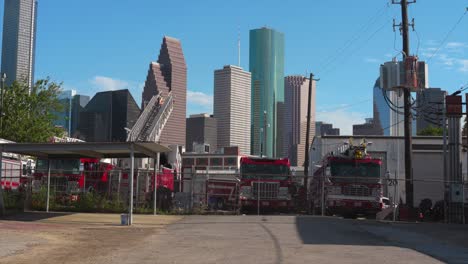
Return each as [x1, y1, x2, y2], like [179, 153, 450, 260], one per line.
[77, 90, 140, 142]
[250, 27, 285, 157]
[283, 75, 315, 167]
[186, 114, 217, 153]
[416, 88, 446, 133]
[142, 36, 187, 146]
[214, 65, 251, 155]
[315, 122, 340, 136]
[1, 0, 38, 88]
[55, 90, 76, 136]
[378, 59, 428, 136]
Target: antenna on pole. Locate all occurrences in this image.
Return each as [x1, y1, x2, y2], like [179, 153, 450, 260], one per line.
[237, 26, 241, 67]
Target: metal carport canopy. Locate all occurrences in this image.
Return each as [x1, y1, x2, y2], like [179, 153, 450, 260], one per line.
[0, 141, 171, 225]
[0, 142, 171, 159]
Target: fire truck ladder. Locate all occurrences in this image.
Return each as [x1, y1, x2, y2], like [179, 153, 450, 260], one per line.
[126, 93, 174, 142]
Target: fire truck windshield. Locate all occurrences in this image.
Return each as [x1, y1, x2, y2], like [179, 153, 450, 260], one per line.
[240, 164, 290, 180]
[36, 159, 81, 174]
[330, 162, 380, 183]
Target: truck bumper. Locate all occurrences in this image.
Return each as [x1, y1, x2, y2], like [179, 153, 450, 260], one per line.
[240, 199, 293, 210]
[327, 199, 381, 215]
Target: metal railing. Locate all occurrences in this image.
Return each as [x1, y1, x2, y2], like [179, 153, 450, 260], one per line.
[126, 94, 160, 142]
[146, 93, 173, 142]
[126, 92, 174, 142]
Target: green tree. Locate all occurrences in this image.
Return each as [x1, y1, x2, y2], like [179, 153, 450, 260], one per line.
[417, 126, 443, 136]
[0, 79, 65, 142]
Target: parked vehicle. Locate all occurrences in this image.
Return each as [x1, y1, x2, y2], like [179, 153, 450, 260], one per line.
[1, 154, 34, 191]
[310, 140, 385, 218]
[239, 157, 294, 212]
[33, 158, 114, 194]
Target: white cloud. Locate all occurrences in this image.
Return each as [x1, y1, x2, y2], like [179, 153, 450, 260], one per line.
[460, 59, 468, 73]
[438, 54, 456, 67]
[90, 76, 130, 91]
[446, 42, 467, 49]
[316, 109, 367, 136]
[364, 58, 379, 63]
[187, 90, 213, 107]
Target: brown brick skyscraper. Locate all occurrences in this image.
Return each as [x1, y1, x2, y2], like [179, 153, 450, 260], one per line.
[142, 36, 187, 146]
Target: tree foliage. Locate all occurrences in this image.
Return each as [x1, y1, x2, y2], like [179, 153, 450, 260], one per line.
[0, 79, 64, 142]
[417, 126, 443, 136]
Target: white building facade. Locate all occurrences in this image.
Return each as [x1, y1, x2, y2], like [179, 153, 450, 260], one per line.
[214, 65, 251, 155]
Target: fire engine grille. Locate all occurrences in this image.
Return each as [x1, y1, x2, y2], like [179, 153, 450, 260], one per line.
[252, 182, 279, 200]
[342, 185, 371, 196]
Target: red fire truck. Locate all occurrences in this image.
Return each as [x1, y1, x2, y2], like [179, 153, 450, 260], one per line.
[1, 154, 34, 191]
[311, 140, 385, 218]
[34, 158, 114, 194]
[239, 157, 293, 212]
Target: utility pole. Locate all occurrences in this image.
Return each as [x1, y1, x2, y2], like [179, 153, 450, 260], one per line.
[393, 0, 415, 208]
[0, 73, 6, 136]
[304, 73, 319, 213]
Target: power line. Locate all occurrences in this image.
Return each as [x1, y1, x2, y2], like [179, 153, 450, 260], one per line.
[321, 18, 391, 77]
[315, 2, 391, 76]
[317, 98, 372, 112]
[427, 8, 467, 63]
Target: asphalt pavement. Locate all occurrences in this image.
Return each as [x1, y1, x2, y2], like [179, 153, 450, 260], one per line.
[3, 214, 468, 264]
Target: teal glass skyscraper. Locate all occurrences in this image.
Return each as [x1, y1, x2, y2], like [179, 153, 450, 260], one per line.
[249, 27, 285, 158]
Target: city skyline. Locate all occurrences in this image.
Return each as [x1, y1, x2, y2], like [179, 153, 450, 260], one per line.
[0, 0, 466, 135]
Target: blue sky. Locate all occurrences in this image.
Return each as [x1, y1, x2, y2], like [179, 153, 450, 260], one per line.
[1, 0, 467, 134]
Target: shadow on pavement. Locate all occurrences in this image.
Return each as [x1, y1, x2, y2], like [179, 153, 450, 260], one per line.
[295, 216, 468, 264]
[1, 211, 75, 222]
[295, 216, 388, 246]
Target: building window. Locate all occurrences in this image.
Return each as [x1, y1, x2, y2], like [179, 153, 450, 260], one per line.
[224, 157, 237, 166]
[211, 158, 222, 166]
[197, 158, 208, 166]
[183, 158, 194, 167]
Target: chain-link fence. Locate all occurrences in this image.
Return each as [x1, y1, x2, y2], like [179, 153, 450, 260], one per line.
[2, 167, 467, 222]
[1, 168, 177, 214]
[307, 174, 468, 223]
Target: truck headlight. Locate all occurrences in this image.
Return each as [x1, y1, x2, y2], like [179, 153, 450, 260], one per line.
[278, 187, 291, 200]
[240, 186, 252, 199]
[328, 186, 341, 195]
[372, 188, 382, 196]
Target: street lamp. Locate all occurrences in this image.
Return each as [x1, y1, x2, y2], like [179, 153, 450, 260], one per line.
[0, 73, 6, 136]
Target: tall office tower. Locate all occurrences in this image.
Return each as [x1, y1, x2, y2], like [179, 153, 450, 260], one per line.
[250, 27, 285, 157]
[186, 114, 217, 153]
[415, 88, 446, 133]
[214, 65, 251, 155]
[1, 0, 38, 88]
[283, 76, 315, 167]
[379, 59, 429, 136]
[142, 36, 187, 146]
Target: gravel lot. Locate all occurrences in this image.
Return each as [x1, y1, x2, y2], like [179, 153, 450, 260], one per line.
[1, 213, 468, 264]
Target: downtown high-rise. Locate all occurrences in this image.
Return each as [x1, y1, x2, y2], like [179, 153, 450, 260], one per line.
[1, 0, 38, 88]
[249, 27, 285, 157]
[214, 65, 251, 155]
[142, 36, 187, 146]
[283, 75, 315, 167]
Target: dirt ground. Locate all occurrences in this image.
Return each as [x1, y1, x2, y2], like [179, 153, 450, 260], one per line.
[2, 213, 468, 264]
[0, 213, 182, 264]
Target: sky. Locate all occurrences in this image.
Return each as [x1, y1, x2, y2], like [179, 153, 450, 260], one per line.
[0, 0, 467, 135]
